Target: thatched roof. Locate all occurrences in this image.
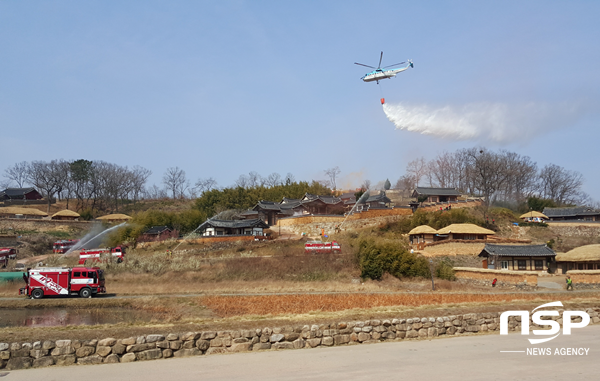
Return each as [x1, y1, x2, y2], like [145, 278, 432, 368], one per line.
[519, 211, 548, 219]
[436, 223, 495, 235]
[96, 213, 132, 221]
[556, 244, 600, 262]
[52, 209, 81, 218]
[0, 207, 48, 216]
[408, 225, 438, 235]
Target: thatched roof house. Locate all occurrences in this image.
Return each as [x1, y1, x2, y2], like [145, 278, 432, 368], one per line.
[435, 224, 495, 240]
[0, 207, 48, 219]
[51, 209, 81, 221]
[96, 213, 132, 222]
[556, 244, 600, 273]
[408, 225, 438, 246]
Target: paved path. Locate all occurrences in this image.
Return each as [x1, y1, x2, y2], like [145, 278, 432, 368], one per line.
[4, 325, 599, 380]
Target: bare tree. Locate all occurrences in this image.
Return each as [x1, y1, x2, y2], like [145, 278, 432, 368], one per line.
[162, 167, 187, 199]
[324, 166, 341, 190]
[284, 173, 295, 185]
[539, 164, 583, 205]
[131, 166, 152, 203]
[395, 174, 416, 190]
[361, 179, 372, 190]
[235, 174, 249, 188]
[4, 161, 29, 188]
[144, 184, 168, 199]
[405, 158, 428, 187]
[264, 172, 282, 187]
[195, 177, 218, 194]
[247, 171, 261, 188]
[26, 160, 62, 213]
[466, 148, 511, 208]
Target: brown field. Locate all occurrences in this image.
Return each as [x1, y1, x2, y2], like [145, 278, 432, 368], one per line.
[199, 292, 578, 318]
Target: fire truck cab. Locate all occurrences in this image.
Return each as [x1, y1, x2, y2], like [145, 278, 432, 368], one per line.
[78, 246, 126, 265]
[53, 239, 80, 253]
[0, 248, 17, 268]
[19, 267, 106, 299]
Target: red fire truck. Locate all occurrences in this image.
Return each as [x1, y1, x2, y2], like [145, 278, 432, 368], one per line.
[19, 267, 106, 299]
[0, 248, 17, 268]
[304, 241, 342, 254]
[78, 246, 126, 265]
[52, 239, 80, 253]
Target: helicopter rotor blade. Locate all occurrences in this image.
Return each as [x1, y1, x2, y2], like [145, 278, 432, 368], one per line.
[354, 62, 375, 68]
[378, 51, 383, 69]
[382, 62, 406, 68]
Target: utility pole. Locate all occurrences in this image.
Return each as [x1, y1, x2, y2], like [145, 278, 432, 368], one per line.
[429, 259, 435, 291]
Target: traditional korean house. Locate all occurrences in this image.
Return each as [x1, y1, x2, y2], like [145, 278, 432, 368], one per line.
[138, 226, 179, 242]
[408, 225, 437, 245]
[0, 188, 43, 201]
[556, 244, 600, 273]
[411, 187, 461, 203]
[435, 224, 495, 241]
[198, 218, 269, 236]
[479, 244, 556, 271]
[51, 210, 81, 221]
[542, 206, 600, 222]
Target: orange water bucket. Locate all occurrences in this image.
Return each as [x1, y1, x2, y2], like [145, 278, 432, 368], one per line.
[380, 98, 385, 105]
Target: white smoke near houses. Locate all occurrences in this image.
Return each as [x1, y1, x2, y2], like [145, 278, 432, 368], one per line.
[382, 101, 585, 143]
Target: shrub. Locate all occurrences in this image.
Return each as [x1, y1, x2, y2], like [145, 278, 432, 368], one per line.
[518, 222, 548, 228]
[356, 238, 429, 280]
[435, 260, 456, 281]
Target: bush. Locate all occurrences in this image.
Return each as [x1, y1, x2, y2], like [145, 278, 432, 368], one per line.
[435, 260, 456, 281]
[356, 238, 429, 280]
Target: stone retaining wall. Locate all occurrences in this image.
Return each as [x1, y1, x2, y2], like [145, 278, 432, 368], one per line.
[4, 307, 600, 371]
[454, 267, 539, 286]
[567, 270, 600, 287]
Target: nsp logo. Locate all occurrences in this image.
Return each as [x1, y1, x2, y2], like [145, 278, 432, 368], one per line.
[500, 301, 590, 344]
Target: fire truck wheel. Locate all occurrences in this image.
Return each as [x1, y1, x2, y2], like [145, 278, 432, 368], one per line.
[32, 289, 44, 299]
[79, 288, 92, 298]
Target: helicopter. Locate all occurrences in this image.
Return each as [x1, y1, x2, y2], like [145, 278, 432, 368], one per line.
[355, 51, 413, 84]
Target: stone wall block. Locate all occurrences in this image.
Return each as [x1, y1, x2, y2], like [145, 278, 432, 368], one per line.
[418, 329, 428, 338]
[0, 344, 7, 351]
[77, 355, 103, 365]
[121, 353, 136, 362]
[156, 340, 169, 349]
[11, 348, 31, 358]
[121, 337, 136, 346]
[183, 340, 196, 349]
[33, 357, 54, 368]
[200, 331, 217, 340]
[112, 344, 126, 355]
[162, 349, 173, 358]
[29, 349, 48, 359]
[178, 332, 196, 341]
[322, 337, 334, 346]
[0, 351, 9, 360]
[333, 335, 350, 345]
[361, 326, 373, 333]
[253, 343, 271, 351]
[166, 333, 179, 341]
[306, 338, 321, 348]
[6, 357, 32, 370]
[104, 354, 120, 363]
[75, 346, 95, 358]
[54, 355, 76, 366]
[96, 346, 112, 357]
[210, 339, 224, 348]
[146, 335, 165, 343]
[230, 343, 253, 352]
[137, 349, 162, 361]
[284, 333, 300, 342]
[357, 332, 370, 342]
[273, 342, 294, 350]
[136, 336, 146, 344]
[169, 340, 182, 350]
[196, 340, 210, 351]
[173, 348, 201, 357]
[98, 338, 116, 347]
[270, 334, 285, 343]
[126, 343, 155, 353]
[50, 346, 75, 356]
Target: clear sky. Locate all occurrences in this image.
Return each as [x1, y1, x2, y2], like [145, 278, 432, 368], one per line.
[1, 1, 598, 199]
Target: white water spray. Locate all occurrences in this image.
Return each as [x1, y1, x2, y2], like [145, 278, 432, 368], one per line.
[382, 101, 586, 143]
[66, 222, 127, 254]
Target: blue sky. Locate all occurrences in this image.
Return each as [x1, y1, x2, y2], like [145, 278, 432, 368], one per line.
[1, 1, 599, 199]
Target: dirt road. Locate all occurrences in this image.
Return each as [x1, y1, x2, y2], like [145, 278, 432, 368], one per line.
[5, 323, 599, 380]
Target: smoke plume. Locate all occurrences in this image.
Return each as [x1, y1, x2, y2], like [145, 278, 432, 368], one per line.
[382, 102, 585, 143]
